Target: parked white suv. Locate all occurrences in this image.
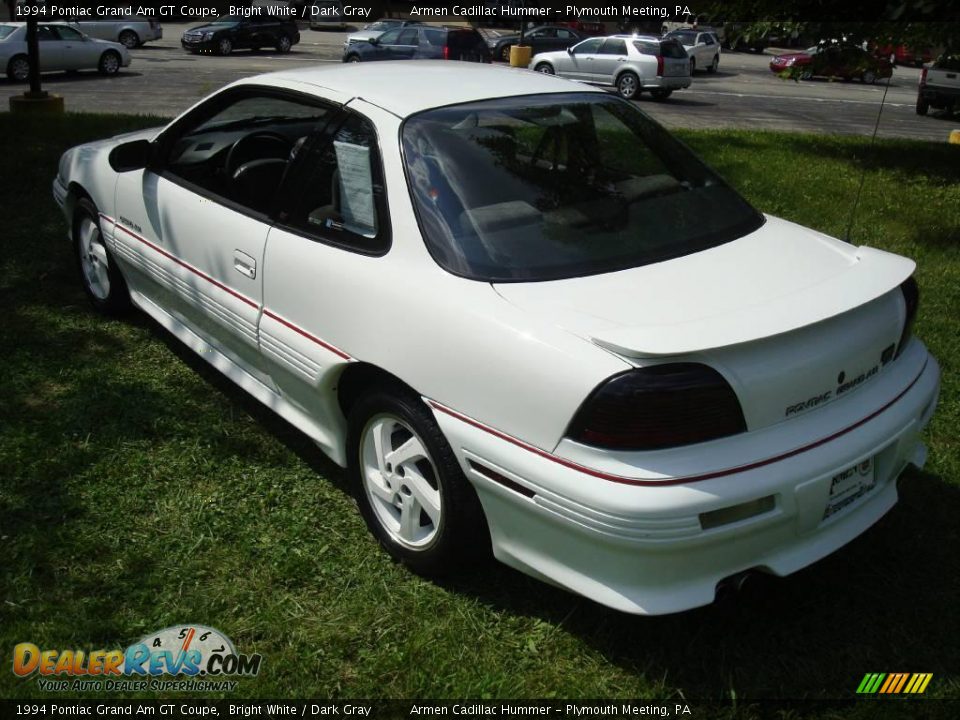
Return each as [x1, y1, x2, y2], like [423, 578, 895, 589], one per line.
[663, 28, 721, 74]
[531, 35, 691, 100]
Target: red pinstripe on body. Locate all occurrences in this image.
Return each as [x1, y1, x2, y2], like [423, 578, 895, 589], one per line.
[429, 358, 927, 487]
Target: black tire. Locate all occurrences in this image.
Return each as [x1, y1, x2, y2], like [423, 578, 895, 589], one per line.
[861, 70, 876, 84]
[916, 97, 929, 116]
[689, 57, 696, 74]
[616, 71, 640, 99]
[534, 62, 554, 75]
[7, 54, 30, 82]
[73, 198, 130, 316]
[217, 37, 233, 56]
[650, 88, 673, 101]
[118, 30, 139, 49]
[346, 385, 490, 577]
[276, 34, 292, 53]
[499, 44, 512, 62]
[98, 50, 121, 75]
[346, 54, 361, 63]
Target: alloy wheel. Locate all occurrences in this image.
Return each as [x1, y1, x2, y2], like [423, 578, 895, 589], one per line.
[10, 56, 29, 82]
[360, 414, 442, 549]
[78, 216, 111, 301]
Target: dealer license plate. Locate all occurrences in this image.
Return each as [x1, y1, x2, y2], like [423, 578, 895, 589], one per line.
[823, 457, 875, 519]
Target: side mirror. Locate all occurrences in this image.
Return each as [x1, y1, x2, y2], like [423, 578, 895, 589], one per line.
[108, 139, 152, 173]
[567, 47, 574, 54]
[369, 37, 379, 45]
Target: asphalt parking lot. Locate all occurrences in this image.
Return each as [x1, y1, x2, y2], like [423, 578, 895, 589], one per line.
[3, 23, 957, 142]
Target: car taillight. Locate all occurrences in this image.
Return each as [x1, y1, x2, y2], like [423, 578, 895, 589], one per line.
[657, 55, 664, 76]
[443, 45, 450, 60]
[567, 363, 747, 451]
[919, 67, 928, 86]
[894, 276, 919, 359]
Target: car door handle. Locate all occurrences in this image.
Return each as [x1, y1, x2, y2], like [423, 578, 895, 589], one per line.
[234, 250, 256, 279]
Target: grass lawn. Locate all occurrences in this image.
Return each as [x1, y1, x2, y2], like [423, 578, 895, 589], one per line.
[0, 112, 957, 708]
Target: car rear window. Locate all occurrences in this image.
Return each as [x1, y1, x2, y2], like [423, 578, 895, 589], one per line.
[447, 30, 482, 49]
[402, 93, 764, 282]
[935, 54, 960, 71]
[660, 39, 687, 58]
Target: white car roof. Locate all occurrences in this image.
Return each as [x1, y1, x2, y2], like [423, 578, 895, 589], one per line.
[239, 62, 604, 118]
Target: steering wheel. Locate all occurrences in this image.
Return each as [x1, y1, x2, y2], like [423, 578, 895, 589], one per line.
[224, 131, 292, 179]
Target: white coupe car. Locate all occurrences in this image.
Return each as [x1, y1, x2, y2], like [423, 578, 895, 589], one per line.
[2, 22, 130, 81]
[53, 63, 940, 615]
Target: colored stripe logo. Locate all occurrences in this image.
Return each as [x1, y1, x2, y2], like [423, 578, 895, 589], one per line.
[857, 673, 933, 694]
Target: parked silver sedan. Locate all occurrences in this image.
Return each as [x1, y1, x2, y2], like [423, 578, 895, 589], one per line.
[530, 35, 691, 100]
[1, 23, 131, 82]
[69, 16, 163, 49]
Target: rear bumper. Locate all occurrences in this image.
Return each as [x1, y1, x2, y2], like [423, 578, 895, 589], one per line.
[430, 341, 940, 615]
[646, 75, 692, 90]
[920, 85, 960, 104]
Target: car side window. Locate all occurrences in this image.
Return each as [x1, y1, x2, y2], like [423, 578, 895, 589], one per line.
[573, 38, 603, 54]
[377, 28, 402, 44]
[422, 28, 445, 46]
[283, 113, 389, 254]
[37, 25, 57, 41]
[397, 28, 419, 45]
[701, 33, 715, 46]
[599, 39, 627, 56]
[160, 92, 333, 216]
[53, 25, 84, 40]
[557, 29, 574, 40]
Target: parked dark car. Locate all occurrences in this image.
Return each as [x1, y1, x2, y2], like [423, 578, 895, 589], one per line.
[770, 42, 892, 83]
[490, 25, 585, 63]
[181, 15, 301, 55]
[343, 26, 491, 63]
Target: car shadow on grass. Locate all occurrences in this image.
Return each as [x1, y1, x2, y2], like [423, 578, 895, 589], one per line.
[436, 467, 960, 698]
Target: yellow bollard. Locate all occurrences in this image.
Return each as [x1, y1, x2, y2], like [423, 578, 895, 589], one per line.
[509, 45, 532, 68]
[950, 130, 960, 145]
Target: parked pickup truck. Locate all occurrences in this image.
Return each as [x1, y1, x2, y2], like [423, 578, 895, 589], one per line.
[917, 54, 960, 116]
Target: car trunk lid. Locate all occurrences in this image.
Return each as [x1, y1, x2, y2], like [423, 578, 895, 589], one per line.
[493, 215, 914, 429]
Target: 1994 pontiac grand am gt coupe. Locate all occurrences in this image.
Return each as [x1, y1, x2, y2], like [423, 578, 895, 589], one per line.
[54, 63, 940, 614]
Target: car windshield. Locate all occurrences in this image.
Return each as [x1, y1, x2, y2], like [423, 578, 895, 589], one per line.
[211, 16, 242, 24]
[402, 93, 764, 282]
[0, 24, 17, 39]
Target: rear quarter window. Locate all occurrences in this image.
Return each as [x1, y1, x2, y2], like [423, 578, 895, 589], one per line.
[661, 40, 687, 58]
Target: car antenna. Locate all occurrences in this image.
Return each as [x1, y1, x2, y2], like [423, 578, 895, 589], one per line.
[845, 69, 893, 243]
